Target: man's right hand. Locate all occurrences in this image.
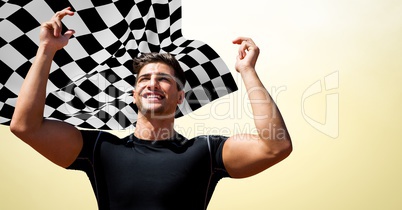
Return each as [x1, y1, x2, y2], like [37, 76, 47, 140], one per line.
[10, 7, 83, 168]
[39, 7, 75, 52]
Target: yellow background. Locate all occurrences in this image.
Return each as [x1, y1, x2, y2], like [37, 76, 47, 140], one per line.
[1, 0, 401, 209]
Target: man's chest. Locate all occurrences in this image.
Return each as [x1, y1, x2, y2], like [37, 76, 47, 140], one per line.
[97, 142, 212, 202]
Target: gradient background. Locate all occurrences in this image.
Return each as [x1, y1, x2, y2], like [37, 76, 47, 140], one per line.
[1, 0, 401, 209]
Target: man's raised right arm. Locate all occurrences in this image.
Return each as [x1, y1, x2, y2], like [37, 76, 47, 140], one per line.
[10, 7, 83, 168]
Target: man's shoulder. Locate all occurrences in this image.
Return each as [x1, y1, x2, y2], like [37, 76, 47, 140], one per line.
[79, 129, 125, 143]
[191, 134, 228, 139]
[189, 135, 229, 143]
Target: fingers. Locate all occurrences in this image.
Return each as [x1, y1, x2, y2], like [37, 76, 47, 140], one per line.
[238, 41, 247, 59]
[232, 37, 256, 45]
[232, 37, 260, 72]
[50, 7, 74, 37]
[64, 29, 76, 39]
[232, 37, 259, 59]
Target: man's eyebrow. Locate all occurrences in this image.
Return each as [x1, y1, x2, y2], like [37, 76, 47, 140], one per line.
[137, 72, 174, 79]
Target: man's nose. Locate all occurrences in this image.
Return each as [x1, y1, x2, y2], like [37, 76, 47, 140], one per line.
[147, 76, 160, 90]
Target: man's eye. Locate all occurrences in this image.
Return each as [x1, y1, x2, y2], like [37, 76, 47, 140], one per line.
[138, 77, 149, 82]
[158, 77, 170, 82]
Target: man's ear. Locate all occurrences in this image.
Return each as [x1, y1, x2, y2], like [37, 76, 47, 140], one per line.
[132, 89, 136, 104]
[177, 90, 184, 104]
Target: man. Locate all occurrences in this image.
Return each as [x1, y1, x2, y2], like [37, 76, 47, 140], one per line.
[10, 7, 292, 210]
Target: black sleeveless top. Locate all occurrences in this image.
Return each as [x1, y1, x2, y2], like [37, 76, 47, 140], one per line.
[68, 130, 230, 210]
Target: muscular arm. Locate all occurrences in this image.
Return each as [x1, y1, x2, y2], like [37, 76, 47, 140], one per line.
[223, 37, 292, 178]
[10, 8, 82, 168]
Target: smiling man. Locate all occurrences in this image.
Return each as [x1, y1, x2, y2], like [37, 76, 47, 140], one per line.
[10, 7, 292, 210]
[132, 53, 186, 140]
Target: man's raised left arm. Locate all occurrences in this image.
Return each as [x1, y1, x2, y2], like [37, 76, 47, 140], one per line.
[222, 37, 292, 178]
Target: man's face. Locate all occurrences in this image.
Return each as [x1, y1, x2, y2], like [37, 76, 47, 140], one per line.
[133, 62, 184, 118]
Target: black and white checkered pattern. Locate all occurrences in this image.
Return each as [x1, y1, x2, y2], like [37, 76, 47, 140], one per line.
[0, 0, 237, 130]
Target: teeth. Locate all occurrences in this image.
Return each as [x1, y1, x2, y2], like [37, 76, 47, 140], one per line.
[147, 94, 162, 99]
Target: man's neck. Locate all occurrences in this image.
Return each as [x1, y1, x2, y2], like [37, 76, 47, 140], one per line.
[134, 115, 175, 140]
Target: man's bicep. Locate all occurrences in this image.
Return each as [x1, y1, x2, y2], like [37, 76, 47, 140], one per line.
[28, 119, 83, 168]
[222, 134, 275, 178]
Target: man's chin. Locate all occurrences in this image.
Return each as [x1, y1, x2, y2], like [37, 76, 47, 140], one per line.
[139, 107, 174, 119]
[140, 106, 162, 114]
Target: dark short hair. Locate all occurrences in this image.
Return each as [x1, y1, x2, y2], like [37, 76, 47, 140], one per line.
[132, 52, 186, 90]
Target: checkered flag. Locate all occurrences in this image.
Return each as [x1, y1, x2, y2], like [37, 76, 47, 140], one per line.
[0, 0, 237, 130]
